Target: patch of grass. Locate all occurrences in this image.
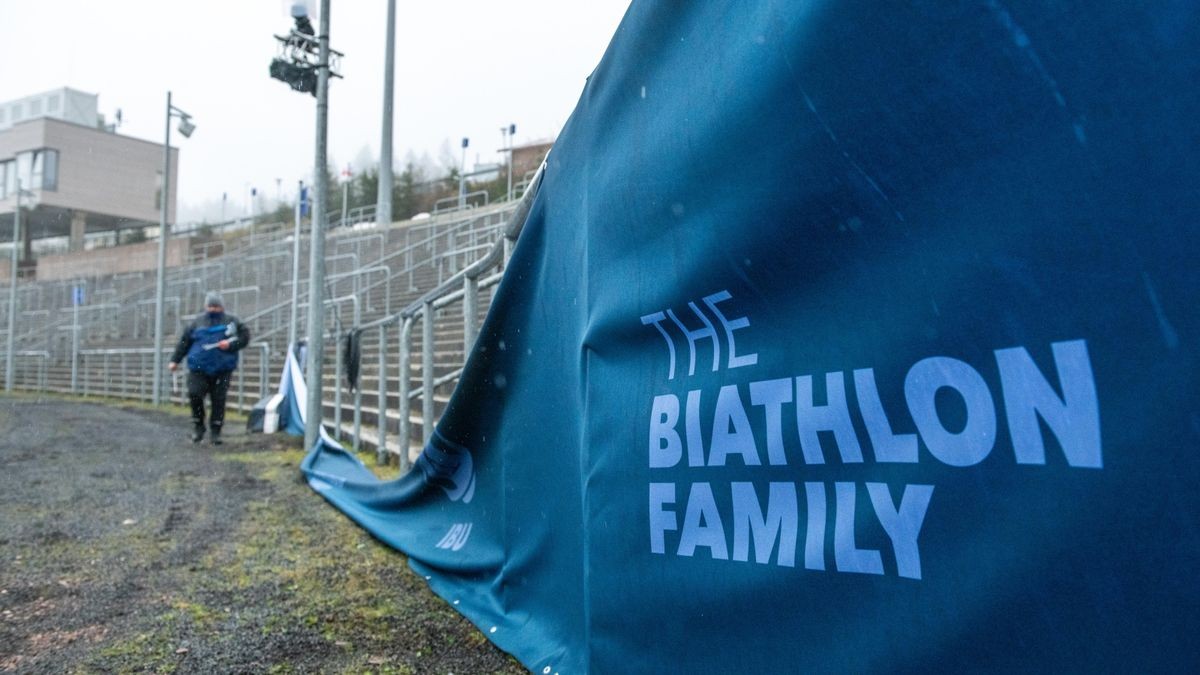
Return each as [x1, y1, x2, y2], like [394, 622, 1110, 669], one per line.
[5, 396, 520, 673]
[95, 628, 180, 674]
[171, 598, 219, 627]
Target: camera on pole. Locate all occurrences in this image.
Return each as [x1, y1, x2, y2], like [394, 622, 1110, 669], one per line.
[269, 3, 342, 96]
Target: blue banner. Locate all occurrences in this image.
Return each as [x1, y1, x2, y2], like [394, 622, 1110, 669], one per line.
[302, 1, 1200, 671]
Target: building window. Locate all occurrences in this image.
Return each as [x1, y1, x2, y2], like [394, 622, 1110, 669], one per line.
[10, 104, 21, 121]
[41, 149, 58, 191]
[0, 108, 6, 124]
[47, 95, 60, 112]
[16, 153, 31, 189]
[0, 161, 9, 199]
[12, 149, 59, 191]
[29, 99, 42, 116]
[2, 161, 13, 198]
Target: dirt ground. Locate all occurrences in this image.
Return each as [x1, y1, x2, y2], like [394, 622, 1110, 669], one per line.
[0, 395, 524, 674]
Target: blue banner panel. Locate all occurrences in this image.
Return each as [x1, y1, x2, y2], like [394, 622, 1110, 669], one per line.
[302, 1, 1200, 671]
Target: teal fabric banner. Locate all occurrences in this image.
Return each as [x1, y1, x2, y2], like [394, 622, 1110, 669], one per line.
[302, 1, 1200, 670]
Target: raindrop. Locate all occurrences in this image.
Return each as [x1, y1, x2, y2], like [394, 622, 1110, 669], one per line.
[543, 668, 552, 674]
[670, 203, 685, 217]
[640, 85, 647, 99]
[498, 340, 507, 351]
[490, 626, 497, 633]
[494, 373, 507, 390]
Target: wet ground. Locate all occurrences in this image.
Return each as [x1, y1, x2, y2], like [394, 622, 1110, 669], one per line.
[0, 395, 523, 674]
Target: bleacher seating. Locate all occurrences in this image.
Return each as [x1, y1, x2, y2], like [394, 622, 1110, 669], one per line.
[0, 197, 525, 464]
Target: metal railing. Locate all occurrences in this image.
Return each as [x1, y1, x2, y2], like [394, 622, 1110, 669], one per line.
[389, 164, 541, 467]
[0, 350, 49, 392]
[3, 187, 534, 474]
[77, 343, 271, 408]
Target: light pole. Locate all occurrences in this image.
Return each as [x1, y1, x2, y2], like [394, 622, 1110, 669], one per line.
[5, 179, 35, 392]
[288, 180, 304, 349]
[503, 123, 516, 201]
[457, 137, 469, 208]
[152, 91, 195, 406]
[269, 1, 343, 451]
[376, 0, 396, 227]
[303, 0, 334, 452]
[340, 164, 350, 227]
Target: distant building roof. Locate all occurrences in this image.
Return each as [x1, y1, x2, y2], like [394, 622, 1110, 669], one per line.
[0, 88, 99, 132]
[511, 137, 555, 152]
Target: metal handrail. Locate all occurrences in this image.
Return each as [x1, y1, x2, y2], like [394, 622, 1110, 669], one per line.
[4, 350, 50, 392]
[386, 162, 544, 468]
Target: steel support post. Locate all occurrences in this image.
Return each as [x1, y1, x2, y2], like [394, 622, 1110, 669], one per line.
[303, 0, 333, 453]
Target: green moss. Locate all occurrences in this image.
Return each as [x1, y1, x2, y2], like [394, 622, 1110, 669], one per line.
[95, 630, 179, 673]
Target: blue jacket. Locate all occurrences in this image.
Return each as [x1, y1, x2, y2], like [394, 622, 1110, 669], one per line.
[170, 312, 250, 375]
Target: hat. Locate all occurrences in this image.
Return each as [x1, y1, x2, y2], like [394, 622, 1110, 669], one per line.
[204, 291, 224, 308]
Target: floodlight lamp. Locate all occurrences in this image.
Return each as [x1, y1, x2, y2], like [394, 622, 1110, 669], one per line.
[178, 117, 196, 138]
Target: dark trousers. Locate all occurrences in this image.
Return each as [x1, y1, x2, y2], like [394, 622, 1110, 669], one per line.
[187, 371, 231, 431]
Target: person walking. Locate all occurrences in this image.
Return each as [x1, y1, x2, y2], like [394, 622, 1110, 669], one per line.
[168, 291, 251, 445]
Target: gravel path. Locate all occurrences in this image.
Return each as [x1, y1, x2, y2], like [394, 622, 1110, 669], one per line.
[0, 396, 523, 674]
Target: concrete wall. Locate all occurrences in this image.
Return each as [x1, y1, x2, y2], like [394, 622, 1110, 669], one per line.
[36, 237, 192, 281]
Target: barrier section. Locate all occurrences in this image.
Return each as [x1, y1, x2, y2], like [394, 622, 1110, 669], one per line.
[301, 2, 1200, 672]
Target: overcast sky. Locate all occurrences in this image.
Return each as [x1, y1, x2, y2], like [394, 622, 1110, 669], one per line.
[0, 0, 631, 222]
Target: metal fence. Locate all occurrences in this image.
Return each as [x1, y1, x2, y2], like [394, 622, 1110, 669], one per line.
[2, 180, 541, 469]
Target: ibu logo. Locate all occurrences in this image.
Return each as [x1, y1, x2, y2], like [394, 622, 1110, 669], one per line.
[419, 431, 477, 504]
[436, 523, 473, 551]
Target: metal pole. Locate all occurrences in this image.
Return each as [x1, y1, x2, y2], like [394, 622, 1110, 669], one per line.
[259, 344, 269, 399]
[376, 0, 395, 227]
[304, 0, 332, 453]
[422, 302, 434, 444]
[5, 180, 20, 392]
[458, 138, 468, 208]
[334, 321, 343, 440]
[376, 326, 387, 465]
[152, 91, 172, 405]
[71, 301, 79, 392]
[463, 274, 477, 356]
[341, 180, 348, 228]
[397, 316, 411, 472]
[352, 338, 362, 452]
[289, 180, 303, 349]
[506, 125, 514, 202]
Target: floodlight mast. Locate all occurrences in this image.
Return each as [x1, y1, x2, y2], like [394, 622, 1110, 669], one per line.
[303, 0, 334, 453]
[376, 0, 396, 226]
[270, 27, 343, 96]
[269, 2, 342, 451]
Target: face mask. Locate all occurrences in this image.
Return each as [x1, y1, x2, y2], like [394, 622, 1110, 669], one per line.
[207, 311, 223, 320]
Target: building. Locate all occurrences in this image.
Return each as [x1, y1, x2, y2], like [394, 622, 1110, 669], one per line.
[511, 138, 554, 185]
[0, 87, 178, 265]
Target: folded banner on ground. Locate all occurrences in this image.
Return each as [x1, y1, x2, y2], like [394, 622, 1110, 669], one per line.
[301, 1, 1200, 670]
